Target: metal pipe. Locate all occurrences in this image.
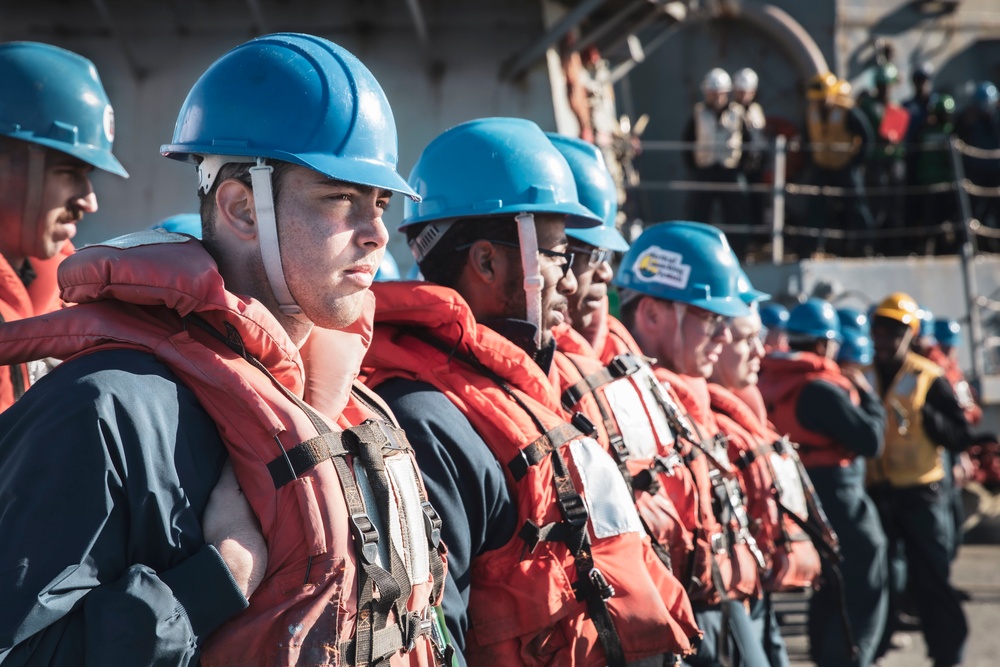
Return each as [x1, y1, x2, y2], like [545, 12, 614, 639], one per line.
[949, 137, 985, 382]
[501, 0, 610, 80]
[772, 134, 787, 263]
[405, 0, 430, 47]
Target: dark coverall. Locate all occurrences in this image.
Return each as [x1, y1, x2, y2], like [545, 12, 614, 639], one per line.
[794, 381, 888, 667]
[870, 374, 972, 666]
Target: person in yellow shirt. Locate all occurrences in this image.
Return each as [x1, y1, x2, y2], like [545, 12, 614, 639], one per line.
[868, 293, 972, 667]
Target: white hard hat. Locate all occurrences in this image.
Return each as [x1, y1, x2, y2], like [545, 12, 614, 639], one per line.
[733, 67, 759, 92]
[702, 68, 732, 93]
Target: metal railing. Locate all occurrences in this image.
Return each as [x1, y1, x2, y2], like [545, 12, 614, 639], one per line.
[629, 135, 1000, 379]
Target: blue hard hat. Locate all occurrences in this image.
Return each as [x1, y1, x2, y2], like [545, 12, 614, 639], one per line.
[0, 42, 127, 177]
[375, 250, 401, 281]
[934, 318, 961, 348]
[838, 328, 873, 365]
[974, 81, 999, 108]
[546, 133, 628, 252]
[760, 303, 790, 330]
[613, 221, 752, 318]
[160, 33, 416, 199]
[787, 298, 842, 342]
[836, 306, 869, 334]
[735, 262, 770, 305]
[152, 213, 202, 238]
[400, 118, 601, 230]
[918, 306, 935, 338]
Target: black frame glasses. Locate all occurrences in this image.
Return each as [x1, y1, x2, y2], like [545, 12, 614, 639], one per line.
[455, 239, 576, 279]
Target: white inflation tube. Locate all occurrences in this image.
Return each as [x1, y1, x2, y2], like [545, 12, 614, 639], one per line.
[515, 212, 544, 349]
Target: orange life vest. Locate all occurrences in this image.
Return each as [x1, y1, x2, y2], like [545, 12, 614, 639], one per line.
[656, 369, 762, 603]
[707, 383, 821, 591]
[0, 232, 446, 667]
[552, 325, 700, 642]
[364, 281, 694, 666]
[758, 352, 858, 469]
[0, 243, 71, 411]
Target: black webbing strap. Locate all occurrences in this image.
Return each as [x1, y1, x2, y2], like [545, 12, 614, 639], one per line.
[184, 316, 415, 666]
[266, 433, 349, 488]
[559, 354, 633, 480]
[404, 330, 627, 666]
[348, 383, 450, 623]
[559, 352, 644, 411]
[508, 421, 586, 482]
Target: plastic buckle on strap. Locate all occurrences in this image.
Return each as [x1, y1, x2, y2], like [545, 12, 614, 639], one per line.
[561, 493, 590, 528]
[380, 423, 411, 453]
[589, 567, 616, 599]
[654, 452, 682, 476]
[421, 501, 442, 548]
[570, 412, 597, 437]
[609, 354, 640, 378]
[350, 512, 380, 564]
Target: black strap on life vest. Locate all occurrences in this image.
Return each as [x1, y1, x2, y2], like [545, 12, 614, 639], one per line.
[409, 330, 628, 667]
[187, 316, 446, 666]
[559, 352, 676, 571]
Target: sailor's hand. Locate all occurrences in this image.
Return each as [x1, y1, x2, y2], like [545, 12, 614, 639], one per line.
[204, 459, 268, 599]
[843, 366, 874, 395]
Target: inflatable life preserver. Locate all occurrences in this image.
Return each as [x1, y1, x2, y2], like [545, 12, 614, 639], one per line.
[708, 383, 821, 591]
[0, 232, 447, 667]
[0, 242, 72, 411]
[364, 281, 695, 665]
[759, 351, 858, 469]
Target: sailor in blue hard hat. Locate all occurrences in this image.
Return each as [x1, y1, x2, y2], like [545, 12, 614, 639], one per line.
[546, 133, 629, 344]
[0, 41, 129, 410]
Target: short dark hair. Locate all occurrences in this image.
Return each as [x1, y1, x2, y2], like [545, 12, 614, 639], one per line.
[197, 159, 294, 248]
[406, 214, 520, 288]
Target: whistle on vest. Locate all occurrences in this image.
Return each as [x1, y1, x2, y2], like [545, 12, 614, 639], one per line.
[889, 398, 910, 436]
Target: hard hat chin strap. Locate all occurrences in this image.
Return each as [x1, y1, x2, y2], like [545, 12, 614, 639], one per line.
[515, 212, 543, 349]
[21, 145, 46, 260]
[250, 158, 310, 323]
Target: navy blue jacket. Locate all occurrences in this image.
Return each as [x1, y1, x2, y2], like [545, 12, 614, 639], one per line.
[0, 349, 247, 665]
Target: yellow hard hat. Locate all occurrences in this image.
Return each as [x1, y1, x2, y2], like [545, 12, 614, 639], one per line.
[873, 292, 921, 334]
[806, 72, 838, 100]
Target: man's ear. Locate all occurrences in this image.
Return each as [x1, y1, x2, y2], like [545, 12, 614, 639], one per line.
[214, 179, 257, 240]
[465, 240, 500, 286]
[636, 295, 663, 329]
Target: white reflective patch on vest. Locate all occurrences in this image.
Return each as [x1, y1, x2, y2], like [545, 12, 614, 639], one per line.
[633, 368, 677, 447]
[353, 460, 390, 571]
[385, 454, 431, 586]
[569, 437, 643, 539]
[88, 229, 193, 249]
[768, 453, 809, 520]
[603, 372, 673, 460]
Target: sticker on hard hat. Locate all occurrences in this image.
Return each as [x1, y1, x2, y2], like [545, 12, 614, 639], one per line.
[103, 105, 115, 143]
[632, 245, 691, 289]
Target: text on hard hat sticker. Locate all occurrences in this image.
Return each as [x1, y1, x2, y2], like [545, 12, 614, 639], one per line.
[633, 245, 691, 289]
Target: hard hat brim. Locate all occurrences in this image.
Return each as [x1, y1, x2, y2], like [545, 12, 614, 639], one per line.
[567, 224, 630, 252]
[15, 133, 129, 178]
[160, 144, 418, 201]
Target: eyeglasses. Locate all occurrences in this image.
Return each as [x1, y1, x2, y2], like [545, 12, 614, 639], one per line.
[569, 245, 614, 270]
[455, 239, 575, 279]
[687, 307, 729, 334]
